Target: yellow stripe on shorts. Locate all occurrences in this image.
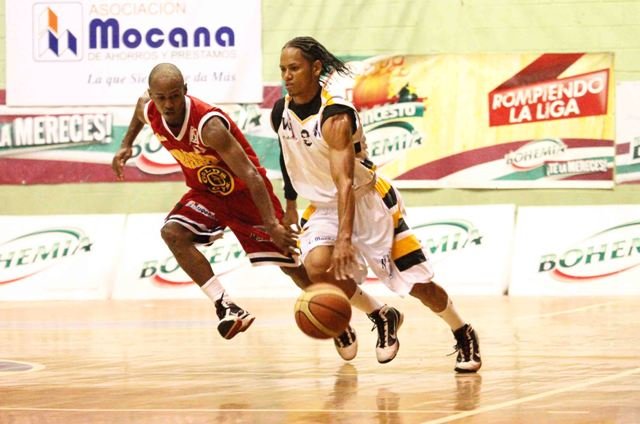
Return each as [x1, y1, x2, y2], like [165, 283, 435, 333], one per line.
[374, 177, 398, 209]
[392, 234, 428, 271]
[300, 204, 317, 228]
[391, 235, 422, 260]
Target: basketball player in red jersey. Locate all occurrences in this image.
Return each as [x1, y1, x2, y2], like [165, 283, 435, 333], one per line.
[112, 63, 310, 340]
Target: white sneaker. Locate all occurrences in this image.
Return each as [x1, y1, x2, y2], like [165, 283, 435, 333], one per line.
[333, 325, 358, 361]
[368, 305, 403, 364]
[452, 324, 482, 373]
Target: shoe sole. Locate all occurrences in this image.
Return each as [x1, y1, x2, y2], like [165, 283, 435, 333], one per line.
[455, 361, 482, 373]
[454, 329, 481, 373]
[219, 315, 255, 340]
[240, 316, 256, 333]
[378, 311, 404, 364]
[339, 352, 357, 361]
[336, 342, 358, 361]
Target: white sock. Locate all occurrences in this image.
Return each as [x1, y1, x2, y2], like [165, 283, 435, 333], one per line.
[201, 276, 227, 303]
[349, 287, 384, 314]
[437, 299, 465, 331]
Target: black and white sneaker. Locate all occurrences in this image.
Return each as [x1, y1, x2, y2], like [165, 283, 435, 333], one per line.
[214, 296, 255, 340]
[334, 325, 358, 361]
[368, 305, 403, 364]
[452, 324, 482, 373]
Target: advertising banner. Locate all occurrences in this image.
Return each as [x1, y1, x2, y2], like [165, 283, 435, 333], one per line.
[335, 53, 615, 188]
[7, 205, 640, 299]
[6, 0, 263, 106]
[0, 101, 279, 184]
[615, 81, 640, 184]
[111, 213, 297, 299]
[364, 204, 516, 296]
[510, 205, 640, 295]
[111, 205, 516, 299]
[0, 214, 125, 300]
[0, 52, 615, 188]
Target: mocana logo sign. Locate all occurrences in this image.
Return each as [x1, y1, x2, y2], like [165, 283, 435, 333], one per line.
[33, 3, 82, 61]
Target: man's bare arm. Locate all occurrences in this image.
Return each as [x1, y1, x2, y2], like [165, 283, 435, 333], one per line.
[112, 93, 149, 180]
[201, 117, 296, 252]
[322, 112, 358, 280]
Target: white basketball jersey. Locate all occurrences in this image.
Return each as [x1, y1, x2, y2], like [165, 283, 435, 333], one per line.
[277, 89, 374, 205]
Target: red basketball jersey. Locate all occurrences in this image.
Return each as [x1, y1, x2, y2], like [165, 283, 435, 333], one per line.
[144, 95, 266, 196]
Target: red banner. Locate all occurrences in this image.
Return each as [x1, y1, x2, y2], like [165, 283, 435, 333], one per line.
[490, 56, 609, 127]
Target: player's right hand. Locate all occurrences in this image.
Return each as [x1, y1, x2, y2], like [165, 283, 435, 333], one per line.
[329, 239, 359, 281]
[112, 147, 133, 181]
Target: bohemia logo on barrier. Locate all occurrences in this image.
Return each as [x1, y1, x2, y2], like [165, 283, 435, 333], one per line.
[412, 219, 482, 255]
[538, 221, 640, 281]
[0, 228, 92, 284]
[489, 54, 609, 126]
[365, 218, 482, 282]
[33, 3, 82, 61]
[413, 220, 483, 256]
[139, 232, 246, 286]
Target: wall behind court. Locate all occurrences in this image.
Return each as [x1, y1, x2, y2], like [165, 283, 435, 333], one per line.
[261, 0, 640, 82]
[0, 0, 639, 215]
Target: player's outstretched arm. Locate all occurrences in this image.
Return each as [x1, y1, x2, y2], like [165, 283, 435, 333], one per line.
[112, 92, 149, 181]
[201, 117, 298, 253]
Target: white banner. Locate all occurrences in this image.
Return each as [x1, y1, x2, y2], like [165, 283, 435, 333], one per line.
[112, 214, 297, 299]
[615, 81, 640, 184]
[510, 205, 640, 295]
[6, 0, 262, 106]
[363, 204, 516, 296]
[0, 214, 125, 300]
[6, 207, 640, 299]
[113, 205, 516, 299]
[0, 206, 516, 300]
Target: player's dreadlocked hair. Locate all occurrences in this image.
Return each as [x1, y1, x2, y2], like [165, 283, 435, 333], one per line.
[283, 36, 351, 79]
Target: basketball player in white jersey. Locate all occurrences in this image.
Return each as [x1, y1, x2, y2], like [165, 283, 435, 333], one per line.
[271, 36, 481, 372]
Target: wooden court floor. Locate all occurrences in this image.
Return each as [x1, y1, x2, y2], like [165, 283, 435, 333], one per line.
[1, 296, 639, 424]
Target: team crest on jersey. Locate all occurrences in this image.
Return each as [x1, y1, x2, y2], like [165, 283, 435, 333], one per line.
[198, 166, 234, 195]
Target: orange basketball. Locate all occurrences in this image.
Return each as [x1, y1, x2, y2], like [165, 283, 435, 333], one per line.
[294, 283, 352, 339]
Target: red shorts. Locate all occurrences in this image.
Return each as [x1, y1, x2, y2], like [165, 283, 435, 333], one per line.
[165, 187, 299, 268]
